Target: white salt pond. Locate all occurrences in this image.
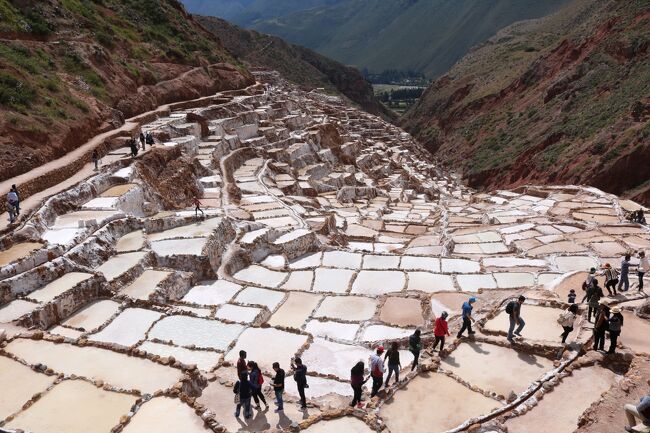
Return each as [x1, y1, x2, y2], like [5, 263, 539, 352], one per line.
[96, 252, 147, 281]
[380, 297, 425, 326]
[399, 256, 440, 272]
[267, 292, 322, 329]
[505, 366, 617, 433]
[0, 356, 56, 419]
[115, 230, 145, 252]
[120, 269, 171, 300]
[314, 296, 377, 321]
[456, 274, 497, 291]
[406, 272, 455, 292]
[363, 254, 401, 270]
[301, 338, 369, 380]
[301, 417, 373, 433]
[360, 325, 413, 342]
[234, 265, 287, 288]
[226, 327, 308, 372]
[351, 270, 405, 295]
[138, 341, 221, 371]
[151, 238, 208, 256]
[148, 316, 244, 350]
[5, 339, 182, 393]
[312, 268, 354, 293]
[305, 320, 359, 342]
[27, 272, 93, 303]
[281, 270, 314, 290]
[0, 299, 39, 322]
[5, 379, 135, 433]
[235, 287, 286, 311]
[147, 218, 223, 241]
[62, 300, 121, 332]
[90, 308, 161, 347]
[215, 303, 262, 322]
[322, 251, 363, 268]
[289, 252, 322, 269]
[620, 312, 650, 354]
[380, 373, 499, 433]
[440, 342, 555, 396]
[182, 279, 241, 305]
[123, 397, 209, 433]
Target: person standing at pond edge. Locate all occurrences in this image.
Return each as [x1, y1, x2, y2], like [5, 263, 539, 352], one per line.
[619, 254, 631, 292]
[92, 149, 100, 171]
[369, 346, 385, 398]
[603, 263, 619, 297]
[607, 306, 624, 354]
[585, 278, 604, 322]
[248, 361, 268, 410]
[433, 311, 450, 355]
[350, 361, 368, 408]
[638, 251, 647, 292]
[507, 295, 526, 343]
[593, 300, 611, 351]
[233, 371, 253, 419]
[139, 131, 146, 151]
[291, 357, 308, 410]
[408, 329, 421, 371]
[457, 297, 477, 338]
[10, 184, 20, 216]
[384, 341, 401, 386]
[271, 362, 285, 413]
[236, 350, 247, 378]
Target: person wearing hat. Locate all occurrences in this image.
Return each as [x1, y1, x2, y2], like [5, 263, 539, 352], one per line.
[608, 306, 624, 354]
[602, 263, 619, 297]
[433, 311, 451, 355]
[585, 278, 604, 322]
[593, 300, 611, 351]
[457, 297, 477, 339]
[369, 346, 385, 398]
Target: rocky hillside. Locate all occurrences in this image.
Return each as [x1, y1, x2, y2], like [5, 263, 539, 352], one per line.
[196, 16, 395, 122]
[202, 0, 570, 78]
[0, 0, 253, 181]
[402, 0, 650, 205]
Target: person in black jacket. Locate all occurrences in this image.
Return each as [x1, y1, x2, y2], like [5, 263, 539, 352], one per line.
[248, 361, 268, 410]
[234, 371, 253, 419]
[291, 357, 308, 410]
[272, 362, 285, 413]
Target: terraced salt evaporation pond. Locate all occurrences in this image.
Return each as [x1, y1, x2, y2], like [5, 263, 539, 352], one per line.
[122, 397, 209, 433]
[0, 242, 42, 266]
[381, 373, 500, 433]
[505, 366, 617, 433]
[0, 356, 55, 419]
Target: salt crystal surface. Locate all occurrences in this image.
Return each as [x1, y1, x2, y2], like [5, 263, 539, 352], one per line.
[322, 251, 363, 268]
[399, 256, 440, 272]
[456, 274, 497, 291]
[314, 296, 377, 321]
[62, 300, 121, 332]
[215, 304, 262, 323]
[441, 258, 481, 273]
[0, 299, 40, 322]
[281, 271, 314, 291]
[312, 268, 355, 293]
[90, 308, 162, 347]
[233, 265, 287, 288]
[234, 287, 286, 311]
[148, 316, 244, 350]
[182, 280, 242, 305]
[289, 252, 322, 269]
[225, 327, 308, 372]
[362, 255, 401, 269]
[360, 325, 414, 342]
[351, 270, 406, 295]
[301, 338, 369, 379]
[138, 341, 221, 371]
[305, 320, 359, 342]
[406, 272, 455, 292]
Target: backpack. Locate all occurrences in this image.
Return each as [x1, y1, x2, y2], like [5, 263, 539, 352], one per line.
[608, 315, 622, 333]
[557, 312, 573, 327]
[257, 371, 264, 386]
[505, 301, 516, 315]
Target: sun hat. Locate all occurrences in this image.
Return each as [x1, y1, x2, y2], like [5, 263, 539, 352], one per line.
[599, 299, 610, 305]
[611, 307, 621, 314]
[590, 267, 596, 273]
[469, 297, 477, 302]
[376, 346, 385, 353]
[604, 263, 611, 268]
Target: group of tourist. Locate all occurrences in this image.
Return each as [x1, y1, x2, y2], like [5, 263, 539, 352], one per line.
[627, 209, 646, 225]
[233, 350, 306, 419]
[128, 131, 155, 157]
[5, 184, 20, 224]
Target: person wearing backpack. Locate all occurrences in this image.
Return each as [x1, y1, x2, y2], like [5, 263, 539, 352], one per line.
[146, 131, 155, 146]
[584, 279, 604, 322]
[291, 357, 308, 411]
[507, 295, 526, 343]
[558, 304, 579, 343]
[408, 329, 421, 371]
[384, 342, 401, 386]
[233, 371, 253, 419]
[607, 307, 624, 354]
[602, 263, 619, 297]
[369, 346, 385, 398]
[247, 361, 268, 410]
[593, 300, 611, 351]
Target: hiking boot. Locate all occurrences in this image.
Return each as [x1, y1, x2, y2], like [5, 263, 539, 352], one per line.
[274, 408, 283, 413]
[468, 331, 476, 335]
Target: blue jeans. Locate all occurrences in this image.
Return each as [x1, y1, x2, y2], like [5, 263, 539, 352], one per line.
[235, 397, 252, 418]
[618, 272, 629, 291]
[508, 316, 525, 340]
[385, 363, 399, 386]
[274, 389, 283, 410]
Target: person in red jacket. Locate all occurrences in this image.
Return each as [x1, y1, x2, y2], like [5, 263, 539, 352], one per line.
[432, 311, 450, 356]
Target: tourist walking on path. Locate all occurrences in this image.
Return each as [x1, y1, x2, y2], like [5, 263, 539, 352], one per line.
[350, 361, 368, 408]
[619, 254, 632, 292]
[6, 189, 18, 224]
[624, 379, 650, 432]
[558, 304, 579, 344]
[145, 131, 155, 146]
[248, 361, 268, 410]
[593, 300, 611, 351]
[432, 311, 450, 355]
[139, 132, 146, 151]
[585, 279, 604, 322]
[369, 346, 385, 398]
[129, 137, 138, 157]
[271, 362, 285, 413]
[608, 306, 624, 354]
[638, 251, 648, 292]
[92, 149, 100, 171]
[568, 289, 577, 304]
[236, 350, 247, 378]
[194, 197, 205, 218]
[603, 263, 619, 297]
[384, 342, 401, 386]
[291, 357, 308, 410]
[507, 295, 526, 343]
[457, 297, 477, 338]
[581, 268, 598, 302]
[10, 185, 20, 216]
[234, 371, 253, 419]
[408, 329, 421, 371]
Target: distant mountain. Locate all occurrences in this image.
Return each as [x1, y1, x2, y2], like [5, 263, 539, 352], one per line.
[402, 0, 650, 204]
[196, 16, 396, 122]
[217, 0, 572, 78]
[181, 1, 344, 26]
